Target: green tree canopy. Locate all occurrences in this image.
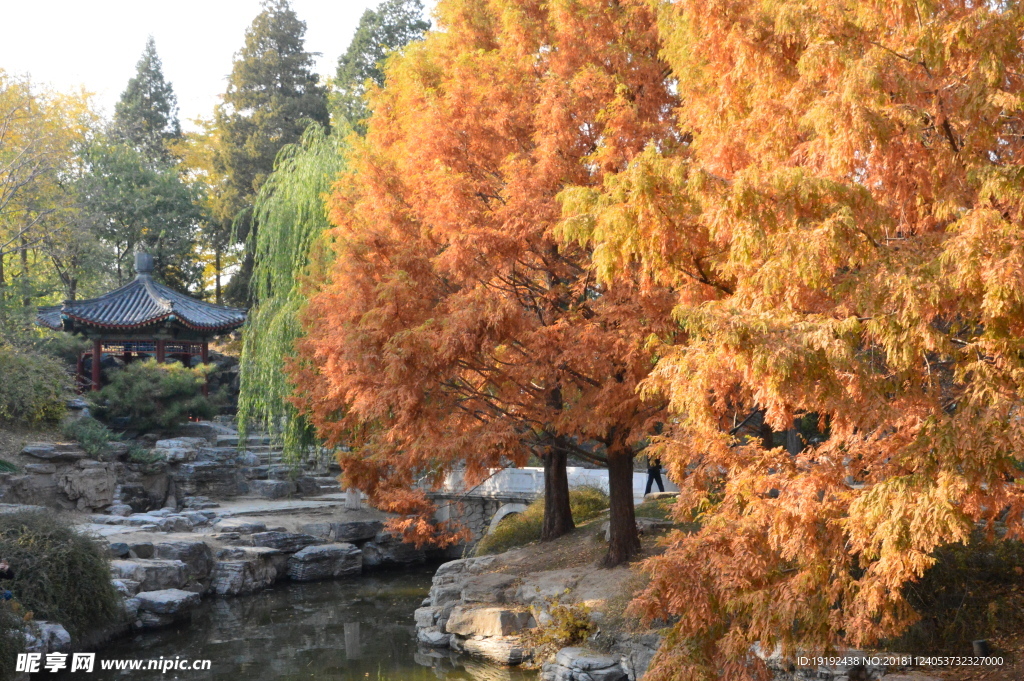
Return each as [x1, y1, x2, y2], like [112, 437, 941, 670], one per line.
[80, 138, 203, 292]
[111, 36, 181, 164]
[238, 123, 347, 457]
[214, 0, 329, 304]
[333, 0, 430, 132]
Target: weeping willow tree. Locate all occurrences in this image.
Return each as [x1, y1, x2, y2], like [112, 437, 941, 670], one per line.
[237, 123, 347, 458]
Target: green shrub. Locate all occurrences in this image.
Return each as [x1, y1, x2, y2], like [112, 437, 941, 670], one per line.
[0, 510, 122, 679]
[28, 333, 91, 367]
[0, 344, 69, 426]
[60, 417, 117, 458]
[885, 534, 1024, 654]
[90, 358, 220, 431]
[475, 486, 611, 556]
[531, 597, 597, 648]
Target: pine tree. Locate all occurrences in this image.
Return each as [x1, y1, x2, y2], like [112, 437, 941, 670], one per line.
[214, 0, 329, 305]
[333, 0, 430, 132]
[111, 37, 181, 163]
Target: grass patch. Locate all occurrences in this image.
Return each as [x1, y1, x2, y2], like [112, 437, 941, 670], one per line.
[634, 496, 675, 521]
[60, 417, 158, 463]
[475, 486, 610, 556]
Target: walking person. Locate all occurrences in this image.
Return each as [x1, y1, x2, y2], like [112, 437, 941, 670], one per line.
[645, 456, 665, 495]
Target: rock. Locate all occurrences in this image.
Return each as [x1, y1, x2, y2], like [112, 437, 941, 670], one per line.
[24, 463, 56, 474]
[210, 547, 284, 595]
[181, 511, 211, 527]
[453, 635, 530, 665]
[462, 573, 516, 604]
[173, 461, 242, 498]
[129, 542, 154, 559]
[214, 519, 267, 534]
[23, 621, 71, 654]
[58, 465, 117, 511]
[430, 584, 463, 607]
[362, 532, 426, 568]
[556, 648, 620, 671]
[21, 442, 86, 461]
[417, 627, 451, 647]
[107, 504, 133, 517]
[152, 438, 206, 463]
[415, 606, 440, 627]
[544, 648, 627, 681]
[250, 531, 322, 553]
[112, 579, 141, 597]
[108, 542, 130, 559]
[109, 559, 187, 591]
[642, 491, 677, 502]
[297, 520, 383, 543]
[515, 569, 584, 606]
[444, 606, 533, 637]
[181, 496, 219, 510]
[134, 588, 201, 615]
[0, 474, 60, 507]
[249, 479, 295, 499]
[134, 589, 201, 628]
[154, 541, 214, 591]
[287, 543, 362, 581]
[295, 476, 321, 496]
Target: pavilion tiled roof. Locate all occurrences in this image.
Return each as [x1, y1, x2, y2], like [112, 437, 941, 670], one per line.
[37, 254, 246, 334]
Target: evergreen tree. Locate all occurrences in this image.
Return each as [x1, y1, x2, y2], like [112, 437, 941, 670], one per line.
[111, 37, 181, 163]
[333, 0, 430, 132]
[214, 0, 329, 305]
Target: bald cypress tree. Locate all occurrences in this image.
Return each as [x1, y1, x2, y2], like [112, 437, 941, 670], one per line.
[112, 36, 181, 163]
[333, 0, 430, 132]
[214, 0, 329, 305]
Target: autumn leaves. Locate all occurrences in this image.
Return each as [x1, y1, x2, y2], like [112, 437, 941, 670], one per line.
[289, 0, 1024, 678]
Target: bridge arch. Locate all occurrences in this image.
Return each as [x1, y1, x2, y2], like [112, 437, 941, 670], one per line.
[486, 502, 530, 534]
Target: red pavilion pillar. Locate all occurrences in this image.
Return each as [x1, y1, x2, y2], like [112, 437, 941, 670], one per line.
[201, 342, 210, 396]
[91, 339, 102, 391]
[156, 339, 165, 363]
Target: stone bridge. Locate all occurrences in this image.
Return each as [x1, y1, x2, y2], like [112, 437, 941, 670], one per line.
[428, 467, 680, 543]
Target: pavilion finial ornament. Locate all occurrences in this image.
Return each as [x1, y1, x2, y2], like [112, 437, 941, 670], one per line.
[134, 251, 155, 276]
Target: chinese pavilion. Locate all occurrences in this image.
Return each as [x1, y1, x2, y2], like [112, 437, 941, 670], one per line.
[37, 252, 247, 391]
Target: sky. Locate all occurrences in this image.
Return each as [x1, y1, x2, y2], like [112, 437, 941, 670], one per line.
[0, 0, 432, 130]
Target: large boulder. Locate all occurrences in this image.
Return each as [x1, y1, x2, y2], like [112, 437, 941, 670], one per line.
[58, 465, 117, 511]
[248, 479, 295, 499]
[361, 531, 426, 568]
[213, 519, 267, 534]
[154, 541, 214, 592]
[297, 520, 383, 543]
[21, 443, 86, 462]
[452, 635, 531, 666]
[287, 543, 362, 581]
[250, 531, 322, 553]
[173, 461, 243, 498]
[152, 438, 207, 463]
[210, 547, 285, 595]
[23, 621, 72, 654]
[542, 648, 627, 681]
[444, 606, 533, 638]
[134, 589, 201, 629]
[461, 573, 516, 604]
[110, 559, 187, 591]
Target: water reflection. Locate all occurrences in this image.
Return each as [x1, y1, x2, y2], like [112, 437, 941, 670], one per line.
[52, 568, 534, 681]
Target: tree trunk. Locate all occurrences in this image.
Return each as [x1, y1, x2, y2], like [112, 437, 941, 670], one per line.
[785, 418, 802, 455]
[541, 445, 574, 541]
[20, 236, 29, 307]
[604, 448, 640, 567]
[215, 249, 222, 305]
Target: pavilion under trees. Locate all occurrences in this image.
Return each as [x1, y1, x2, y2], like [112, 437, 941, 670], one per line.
[37, 252, 246, 391]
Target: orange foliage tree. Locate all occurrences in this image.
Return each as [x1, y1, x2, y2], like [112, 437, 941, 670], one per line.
[291, 0, 675, 563]
[560, 0, 1024, 678]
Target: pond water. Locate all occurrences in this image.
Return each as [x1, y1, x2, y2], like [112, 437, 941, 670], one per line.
[52, 567, 535, 681]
